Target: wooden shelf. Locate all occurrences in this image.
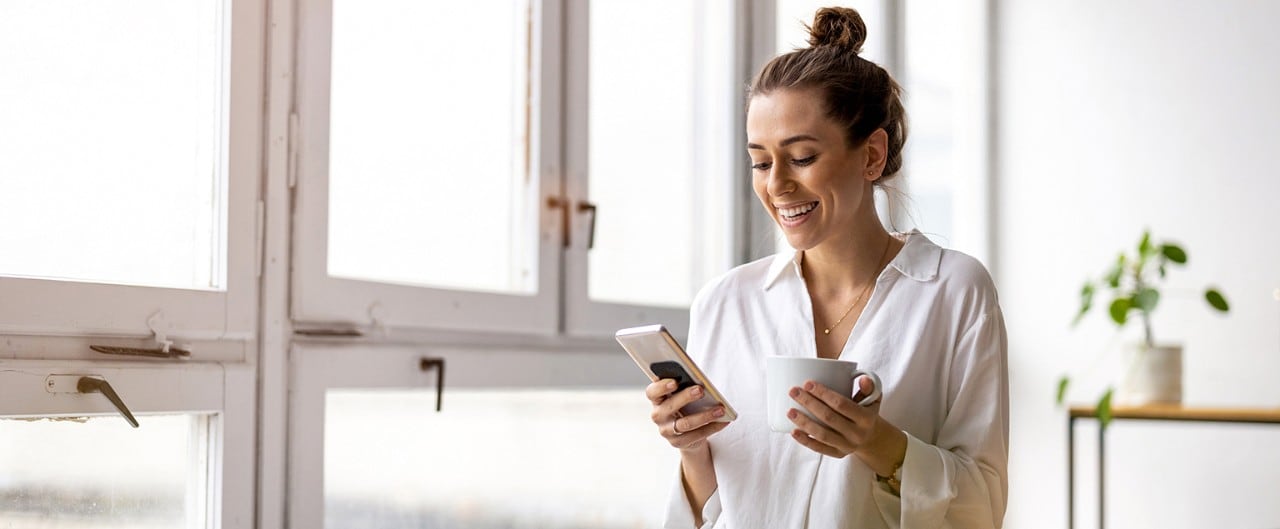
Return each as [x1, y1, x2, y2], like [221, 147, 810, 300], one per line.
[1068, 404, 1280, 424]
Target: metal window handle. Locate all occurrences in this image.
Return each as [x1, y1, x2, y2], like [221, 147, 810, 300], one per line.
[577, 201, 597, 250]
[419, 357, 446, 412]
[77, 377, 140, 428]
[547, 197, 570, 248]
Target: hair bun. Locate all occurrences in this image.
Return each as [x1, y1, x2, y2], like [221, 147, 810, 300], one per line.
[806, 7, 868, 53]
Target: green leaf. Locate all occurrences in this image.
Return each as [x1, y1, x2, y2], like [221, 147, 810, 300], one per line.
[1205, 289, 1230, 312]
[1158, 264, 1167, 278]
[1073, 283, 1095, 326]
[1056, 376, 1070, 405]
[1108, 297, 1131, 326]
[1097, 388, 1114, 430]
[1105, 254, 1125, 288]
[1138, 230, 1154, 257]
[1134, 288, 1160, 313]
[1161, 244, 1187, 264]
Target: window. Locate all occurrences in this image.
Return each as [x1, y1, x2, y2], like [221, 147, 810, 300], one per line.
[0, 0, 262, 344]
[901, 0, 991, 262]
[293, 0, 746, 339]
[0, 363, 256, 529]
[0, 1, 265, 527]
[562, 0, 739, 336]
[288, 345, 658, 528]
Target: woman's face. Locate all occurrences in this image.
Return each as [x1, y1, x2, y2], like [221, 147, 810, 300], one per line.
[746, 88, 884, 252]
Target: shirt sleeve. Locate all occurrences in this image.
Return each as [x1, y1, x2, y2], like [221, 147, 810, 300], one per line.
[871, 309, 1010, 528]
[663, 464, 722, 529]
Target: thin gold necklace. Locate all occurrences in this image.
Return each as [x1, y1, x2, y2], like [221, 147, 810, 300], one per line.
[823, 235, 893, 335]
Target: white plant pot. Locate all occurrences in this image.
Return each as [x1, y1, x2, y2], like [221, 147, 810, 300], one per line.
[1116, 343, 1183, 405]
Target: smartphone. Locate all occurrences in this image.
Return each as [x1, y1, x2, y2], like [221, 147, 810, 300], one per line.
[615, 324, 737, 422]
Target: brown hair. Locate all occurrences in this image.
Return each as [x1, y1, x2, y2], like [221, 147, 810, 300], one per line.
[749, 7, 908, 181]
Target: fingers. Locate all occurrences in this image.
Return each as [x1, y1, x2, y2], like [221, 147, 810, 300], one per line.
[789, 383, 857, 432]
[785, 407, 852, 454]
[791, 429, 845, 458]
[851, 376, 881, 406]
[673, 420, 730, 449]
[656, 385, 706, 421]
[645, 379, 679, 404]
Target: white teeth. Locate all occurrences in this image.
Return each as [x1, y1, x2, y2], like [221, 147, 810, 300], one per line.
[778, 202, 817, 219]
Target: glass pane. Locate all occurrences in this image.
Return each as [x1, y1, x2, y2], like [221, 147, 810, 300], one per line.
[902, 0, 985, 253]
[0, 414, 209, 529]
[327, 0, 536, 295]
[587, 1, 736, 308]
[0, 0, 227, 290]
[325, 389, 676, 528]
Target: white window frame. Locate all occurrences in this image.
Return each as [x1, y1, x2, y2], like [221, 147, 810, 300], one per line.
[290, 0, 565, 336]
[0, 0, 265, 349]
[559, 1, 749, 339]
[285, 343, 641, 529]
[290, 1, 755, 341]
[0, 360, 256, 529]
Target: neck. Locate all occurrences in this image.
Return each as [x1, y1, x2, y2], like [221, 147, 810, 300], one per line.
[800, 208, 894, 296]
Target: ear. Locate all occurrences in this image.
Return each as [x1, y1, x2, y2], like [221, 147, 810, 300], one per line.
[862, 128, 889, 182]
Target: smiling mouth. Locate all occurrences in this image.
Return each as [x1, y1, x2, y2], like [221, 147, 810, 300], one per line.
[778, 201, 818, 221]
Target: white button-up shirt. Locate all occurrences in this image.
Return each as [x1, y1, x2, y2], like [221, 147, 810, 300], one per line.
[665, 230, 1009, 529]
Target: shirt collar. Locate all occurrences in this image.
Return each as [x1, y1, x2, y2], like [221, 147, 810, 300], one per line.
[761, 229, 942, 290]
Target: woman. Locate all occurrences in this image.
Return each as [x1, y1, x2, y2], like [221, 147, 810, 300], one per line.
[645, 7, 1008, 528]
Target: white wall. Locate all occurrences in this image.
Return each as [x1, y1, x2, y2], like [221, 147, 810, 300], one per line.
[997, 1, 1280, 528]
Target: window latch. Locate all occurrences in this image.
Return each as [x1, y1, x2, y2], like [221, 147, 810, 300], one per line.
[577, 201, 598, 250]
[45, 375, 140, 428]
[419, 357, 446, 412]
[547, 196, 571, 248]
[89, 310, 192, 359]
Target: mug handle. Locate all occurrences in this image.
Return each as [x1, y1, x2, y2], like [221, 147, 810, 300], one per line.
[851, 369, 882, 407]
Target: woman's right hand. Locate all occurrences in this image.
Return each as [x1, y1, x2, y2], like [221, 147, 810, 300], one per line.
[646, 379, 730, 451]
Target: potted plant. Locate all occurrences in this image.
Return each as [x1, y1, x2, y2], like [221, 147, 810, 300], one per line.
[1058, 229, 1230, 426]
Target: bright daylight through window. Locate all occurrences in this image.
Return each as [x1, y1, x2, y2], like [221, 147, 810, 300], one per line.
[0, 414, 211, 529]
[326, 0, 536, 295]
[0, 0, 227, 290]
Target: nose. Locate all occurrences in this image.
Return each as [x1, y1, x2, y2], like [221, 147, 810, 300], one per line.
[766, 164, 796, 197]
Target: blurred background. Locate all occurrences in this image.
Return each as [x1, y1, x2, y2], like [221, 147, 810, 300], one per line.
[1, 1, 1277, 528]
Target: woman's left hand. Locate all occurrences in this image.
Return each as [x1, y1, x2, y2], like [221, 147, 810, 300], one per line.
[788, 376, 906, 476]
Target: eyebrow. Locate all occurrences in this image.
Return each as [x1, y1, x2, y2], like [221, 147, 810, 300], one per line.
[746, 134, 820, 150]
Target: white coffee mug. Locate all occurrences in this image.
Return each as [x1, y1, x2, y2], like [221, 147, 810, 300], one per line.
[765, 356, 883, 433]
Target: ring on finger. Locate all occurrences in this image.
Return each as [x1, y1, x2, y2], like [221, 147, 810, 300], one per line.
[672, 419, 684, 436]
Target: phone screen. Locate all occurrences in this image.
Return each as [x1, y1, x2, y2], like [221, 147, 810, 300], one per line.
[650, 361, 697, 391]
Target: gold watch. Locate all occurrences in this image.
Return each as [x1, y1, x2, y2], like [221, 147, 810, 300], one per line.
[876, 461, 903, 493]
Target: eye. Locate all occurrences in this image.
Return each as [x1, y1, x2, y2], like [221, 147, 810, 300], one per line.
[751, 161, 772, 171]
[791, 155, 817, 166]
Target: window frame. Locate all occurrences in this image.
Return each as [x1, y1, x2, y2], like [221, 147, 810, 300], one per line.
[560, 1, 749, 339]
[290, 0, 565, 336]
[285, 342, 642, 528]
[0, 0, 265, 347]
[0, 360, 256, 529]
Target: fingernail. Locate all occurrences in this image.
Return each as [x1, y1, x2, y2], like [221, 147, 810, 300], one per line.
[713, 407, 725, 417]
[691, 386, 703, 397]
[667, 380, 677, 391]
[789, 387, 800, 398]
[787, 409, 798, 419]
[803, 381, 815, 391]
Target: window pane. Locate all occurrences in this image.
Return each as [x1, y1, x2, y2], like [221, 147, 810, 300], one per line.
[587, 1, 736, 308]
[0, 0, 227, 290]
[0, 414, 209, 529]
[327, 0, 535, 295]
[325, 389, 675, 528]
[902, 0, 986, 254]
